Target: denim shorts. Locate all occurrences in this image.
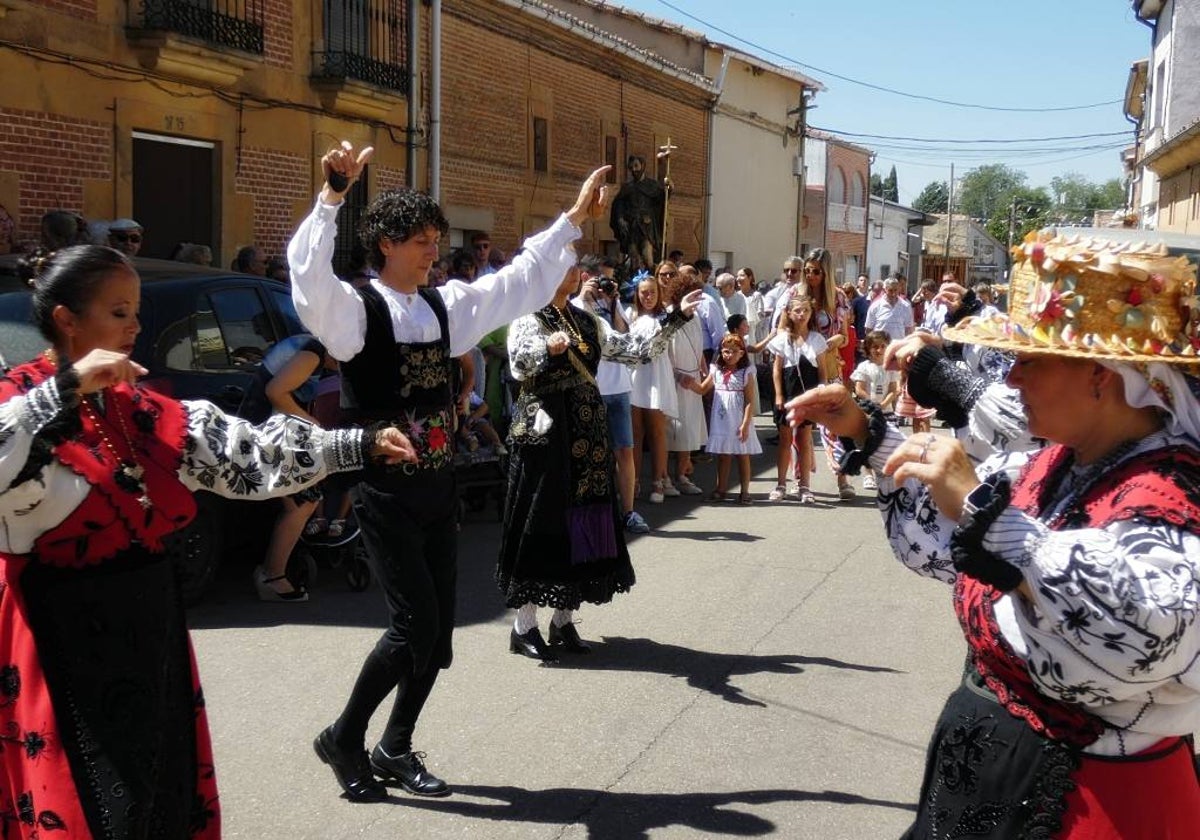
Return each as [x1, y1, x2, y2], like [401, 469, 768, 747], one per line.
[602, 392, 634, 449]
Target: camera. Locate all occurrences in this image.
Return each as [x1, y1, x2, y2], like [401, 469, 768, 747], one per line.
[598, 278, 617, 297]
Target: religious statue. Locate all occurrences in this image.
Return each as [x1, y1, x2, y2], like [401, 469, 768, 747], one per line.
[610, 154, 668, 272]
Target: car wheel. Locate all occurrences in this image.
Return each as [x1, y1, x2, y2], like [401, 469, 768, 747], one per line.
[167, 500, 224, 607]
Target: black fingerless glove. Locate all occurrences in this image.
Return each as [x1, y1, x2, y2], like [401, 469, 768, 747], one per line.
[951, 475, 1022, 591]
[906, 345, 985, 429]
[837, 397, 889, 476]
[944, 289, 983, 328]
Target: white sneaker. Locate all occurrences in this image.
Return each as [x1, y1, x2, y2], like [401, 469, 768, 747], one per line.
[674, 476, 704, 495]
[661, 479, 681, 498]
[862, 474, 877, 490]
[649, 480, 666, 504]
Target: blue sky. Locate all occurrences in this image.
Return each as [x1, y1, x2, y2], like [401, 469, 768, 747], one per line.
[610, 0, 1150, 207]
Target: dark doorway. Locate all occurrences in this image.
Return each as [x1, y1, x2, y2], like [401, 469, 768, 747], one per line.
[132, 132, 217, 260]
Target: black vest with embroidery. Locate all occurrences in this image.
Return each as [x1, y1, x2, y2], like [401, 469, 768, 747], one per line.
[340, 284, 455, 478]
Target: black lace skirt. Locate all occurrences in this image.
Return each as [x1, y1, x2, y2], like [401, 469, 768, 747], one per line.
[902, 661, 1080, 840]
[21, 549, 198, 840]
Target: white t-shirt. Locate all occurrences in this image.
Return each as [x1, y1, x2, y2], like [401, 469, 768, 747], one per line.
[850, 359, 898, 406]
[766, 331, 827, 369]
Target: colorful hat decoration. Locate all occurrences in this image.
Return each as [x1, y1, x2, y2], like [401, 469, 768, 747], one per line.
[943, 230, 1200, 365]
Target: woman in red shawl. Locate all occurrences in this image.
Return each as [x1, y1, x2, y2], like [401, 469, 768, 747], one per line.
[0, 246, 412, 839]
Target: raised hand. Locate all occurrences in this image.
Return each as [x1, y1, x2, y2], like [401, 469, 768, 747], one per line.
[567, 166, 615, 227]
[784, 383, 866, 439]
[321, 141, 375, 202]
[678, 289, 705, 318]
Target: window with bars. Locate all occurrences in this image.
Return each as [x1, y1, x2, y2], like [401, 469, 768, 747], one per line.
[315, 0, 407, 92]
[137, 0, 265, 54]
[332, 168, 369, 278]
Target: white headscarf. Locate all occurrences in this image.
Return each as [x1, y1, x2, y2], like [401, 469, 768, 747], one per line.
[1102, 361, 1200, 444]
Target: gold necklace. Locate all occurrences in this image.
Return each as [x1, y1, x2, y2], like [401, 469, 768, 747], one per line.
[551, 305, 590, 355]
[79, 391, 152, 510]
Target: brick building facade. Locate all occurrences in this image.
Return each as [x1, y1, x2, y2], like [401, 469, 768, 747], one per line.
[0, 0, 712, 269]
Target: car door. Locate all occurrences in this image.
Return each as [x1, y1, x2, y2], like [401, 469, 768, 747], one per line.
[145, 278, 286, 414]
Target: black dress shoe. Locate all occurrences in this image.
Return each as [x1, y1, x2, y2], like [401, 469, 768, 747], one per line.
[509, 627, 559, 662]
[313, 726, 387, 802]
[548, 621, 591, 653]
[370, 746, 451, 797]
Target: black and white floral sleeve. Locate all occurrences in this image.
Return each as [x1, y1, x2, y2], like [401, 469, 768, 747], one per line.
[179, 401, 365, 499]
[507, 314, 552, 382]
[595, 309, 686, 366]
[983, 509, 1200, 709]
[869, 427, 1030, 583]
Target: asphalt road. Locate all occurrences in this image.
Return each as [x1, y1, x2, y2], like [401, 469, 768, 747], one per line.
[189, 422, 965, 840]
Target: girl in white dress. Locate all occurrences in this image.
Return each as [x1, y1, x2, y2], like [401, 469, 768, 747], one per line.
[766, 293, 828, 504]
[666, 271, 708, 495]
[627, 268, 678, 503]
[691, 334, 761, 504]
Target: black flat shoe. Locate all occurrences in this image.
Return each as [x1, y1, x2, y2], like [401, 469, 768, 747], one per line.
[370, 746, 451, 797]
[509, 627, 558, 662]
[548, 621, 591, 654]
[313, 726, 387, 803]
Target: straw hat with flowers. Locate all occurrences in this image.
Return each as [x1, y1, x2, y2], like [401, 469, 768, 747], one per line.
[943, 230, 1200, 366]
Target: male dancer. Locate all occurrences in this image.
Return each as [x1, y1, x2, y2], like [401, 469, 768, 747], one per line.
[288, 140, 611, 801]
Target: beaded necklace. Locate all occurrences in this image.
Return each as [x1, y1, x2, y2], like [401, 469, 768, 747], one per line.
[79, 390, 152, 510]
[548, 304, 590, 355]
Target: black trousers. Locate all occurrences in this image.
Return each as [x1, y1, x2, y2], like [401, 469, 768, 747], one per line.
[333, 471, 457, 753]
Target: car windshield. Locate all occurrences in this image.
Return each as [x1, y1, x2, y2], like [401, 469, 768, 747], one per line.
[0, 293, 42, 368]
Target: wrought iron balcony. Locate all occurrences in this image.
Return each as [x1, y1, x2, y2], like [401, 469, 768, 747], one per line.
[314, 0, 408, 93]
[137, 0, 265, 55]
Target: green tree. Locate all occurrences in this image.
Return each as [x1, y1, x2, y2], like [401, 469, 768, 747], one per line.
[883, 166, 899, 202]
[913, 181, 949, 214]
[957, 164, 1027, 221]
[870, 172, 884, 198]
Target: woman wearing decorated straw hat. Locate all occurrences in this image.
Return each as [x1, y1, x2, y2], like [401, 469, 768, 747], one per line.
[788, 231, 1200, 838]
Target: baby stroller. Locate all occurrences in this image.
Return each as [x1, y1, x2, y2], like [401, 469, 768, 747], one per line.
[289, 372, 373, 591]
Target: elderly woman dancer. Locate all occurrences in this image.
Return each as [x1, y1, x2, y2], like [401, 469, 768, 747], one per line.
[789, 231, 1200, 838]
[500, 263, 702, 661]
[0, 246, 412, 838]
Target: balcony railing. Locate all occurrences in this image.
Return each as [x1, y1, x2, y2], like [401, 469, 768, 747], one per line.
[314, 0, 408, 93]
[829, 202, 866, 234]
[138, 0, 265, 55]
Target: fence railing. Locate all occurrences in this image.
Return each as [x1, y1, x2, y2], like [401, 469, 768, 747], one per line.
[138, 0, 265, 55]
[314, 0, 407, 92]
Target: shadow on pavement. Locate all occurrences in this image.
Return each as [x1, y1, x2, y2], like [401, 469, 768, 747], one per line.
[549, 636, 901, 707]
[383, 783, 915, 839]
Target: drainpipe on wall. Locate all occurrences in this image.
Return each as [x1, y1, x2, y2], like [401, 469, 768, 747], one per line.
[430, 0, 442, 201]
[704, 54, 729, 263]
[406, 0, 419, 187]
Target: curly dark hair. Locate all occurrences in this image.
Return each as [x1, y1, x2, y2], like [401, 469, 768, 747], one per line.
[358, 188, 449, 270]
[19, 245, 132, 344]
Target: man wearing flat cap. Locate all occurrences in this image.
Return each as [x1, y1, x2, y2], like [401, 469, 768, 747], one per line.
[108, 218, 144, 257]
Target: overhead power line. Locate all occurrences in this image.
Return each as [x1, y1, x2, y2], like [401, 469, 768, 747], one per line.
[650, 0, 1123, 112]
[810, 127, 1132, 144]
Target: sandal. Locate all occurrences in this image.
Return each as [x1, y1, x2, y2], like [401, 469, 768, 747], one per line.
[302, 516, 327, 538]
[768, 485, 787, 502]
[707, 490, 727, 503]
[737, 492, 753, 506]
[327, 519, 346, 539]
[797, 487, 815, 505]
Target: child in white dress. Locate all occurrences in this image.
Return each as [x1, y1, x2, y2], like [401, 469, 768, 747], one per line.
[848, 330, 899, 490]
[691, 334, 762, 504]
[766, 293, 828, 504]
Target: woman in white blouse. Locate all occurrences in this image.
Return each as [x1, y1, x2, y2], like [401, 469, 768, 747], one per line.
[787, 233, 1200, 838]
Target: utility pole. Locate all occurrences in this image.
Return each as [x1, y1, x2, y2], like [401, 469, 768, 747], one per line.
[788, 88, 810, 256]
[1006, 196, 1018, 252]
[944, 162, 954, 279]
